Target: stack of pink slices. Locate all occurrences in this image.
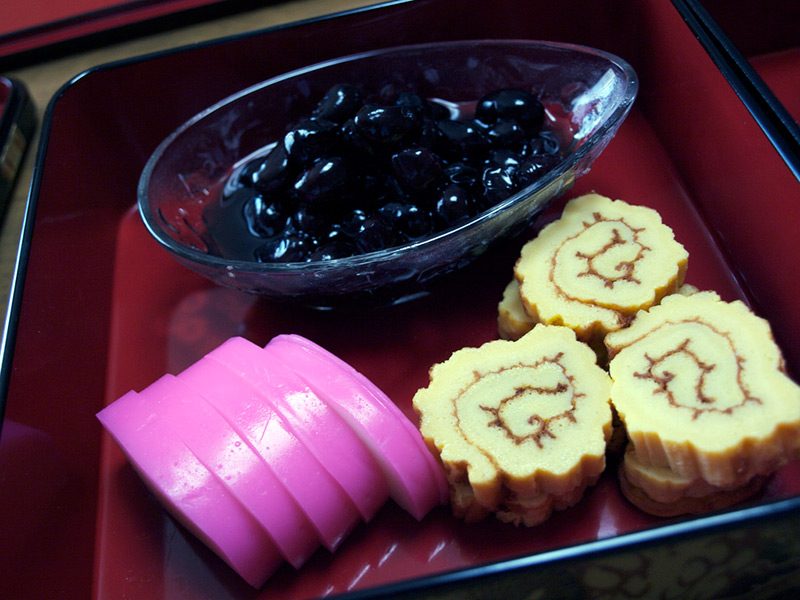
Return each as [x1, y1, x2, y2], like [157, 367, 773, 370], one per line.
[97, 334, 448, 587]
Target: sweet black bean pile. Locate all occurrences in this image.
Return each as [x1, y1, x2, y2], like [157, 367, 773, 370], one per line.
[206, 84, 563, 263]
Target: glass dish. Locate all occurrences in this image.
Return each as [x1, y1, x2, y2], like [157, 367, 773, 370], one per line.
[138, 39, 637, 307]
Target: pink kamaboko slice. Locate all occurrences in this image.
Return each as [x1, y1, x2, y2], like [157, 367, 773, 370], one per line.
[176, 359, 319, 566]
[140, 372, 319, 568]
[206, 337, 390, 522]
[265, 334, 449, 520]
[96, 390, 282, 588]
[178, 355, 361, 553]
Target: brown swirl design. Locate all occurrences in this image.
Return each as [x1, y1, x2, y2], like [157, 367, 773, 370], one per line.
[455, 352, 582, 450]
[631, 320, 762, 420]
[552, 211, 651, 303]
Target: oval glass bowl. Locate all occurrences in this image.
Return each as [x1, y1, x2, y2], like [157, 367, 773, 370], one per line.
[139, 40, 638, 308]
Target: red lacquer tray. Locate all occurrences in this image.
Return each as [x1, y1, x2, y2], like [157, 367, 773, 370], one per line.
[2, 0, 800, 599]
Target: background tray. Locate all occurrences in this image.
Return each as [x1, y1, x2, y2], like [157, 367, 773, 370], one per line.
[0, 0, 262, 65]
[2, 0, 800, 598]
[0, 77, 35, 222]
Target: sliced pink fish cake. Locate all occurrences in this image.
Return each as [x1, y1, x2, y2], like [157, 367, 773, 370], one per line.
[140, 373, 318, 568]
[179, 354, 360, 553]
[266, 334, 449, 521]
[96, 390, 281, 588]
[207, 336, 390, 522]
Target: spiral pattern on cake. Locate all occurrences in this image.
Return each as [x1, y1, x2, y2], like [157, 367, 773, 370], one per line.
[607, 291, 800, 492]
[514, 193, 688, 344]
[413, 324, 612, 526]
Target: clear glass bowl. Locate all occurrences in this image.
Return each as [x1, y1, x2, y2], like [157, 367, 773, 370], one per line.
[138, 40, 638, 308]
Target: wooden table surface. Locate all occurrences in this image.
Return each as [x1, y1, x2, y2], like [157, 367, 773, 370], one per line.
[0, 0, 379, 326]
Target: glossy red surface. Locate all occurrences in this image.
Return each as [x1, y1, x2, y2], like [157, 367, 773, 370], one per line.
[2, 0, 800, 598]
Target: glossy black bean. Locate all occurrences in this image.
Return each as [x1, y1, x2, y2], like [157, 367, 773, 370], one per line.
[237, 157, 263, 188]
[308, 238, 354, 261]
[284, 118, 340, 165]
[243, 193, 287, 238]
[289, 205, 327, 234]
[442, 162, 481, 192]
[391, 147, 443, 195]
[436, 119, 491, 161]
[355, 216, 399, 254]
[252, 143, 292, 193]
[482, 165, 517, 203]
[487, 148, 523, 171]
[527, 129, 561, 155]
[313, 83, 363, 124]
[485, 119, 526, 151]
[293, 156, 348, 205]
[476, 88, 545, 134]
[434, 184, 473, 228]
[354, 104, 423, 149]
[339, 208, 370, 238]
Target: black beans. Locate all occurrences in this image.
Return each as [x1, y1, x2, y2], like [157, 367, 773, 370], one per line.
[205, 83, 563, 263]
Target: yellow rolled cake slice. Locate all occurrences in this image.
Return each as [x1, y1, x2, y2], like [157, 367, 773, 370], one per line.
[498, 276, 699, 344]
[514, 194, 688, 345]
[619, 444, 766, 517]
[606, 291, 800, 489]
[413, 324, 612, 526]
[497, 278, 536, 341]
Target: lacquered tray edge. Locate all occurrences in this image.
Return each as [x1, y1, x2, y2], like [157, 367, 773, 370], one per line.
[4, 1, 800, 598]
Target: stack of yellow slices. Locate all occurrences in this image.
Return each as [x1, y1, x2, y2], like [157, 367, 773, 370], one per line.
[413, 325, 612, 526]
[607, 291, 800, 516]
[416, 193, 800, 525]
[500, 193, 688, 358]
